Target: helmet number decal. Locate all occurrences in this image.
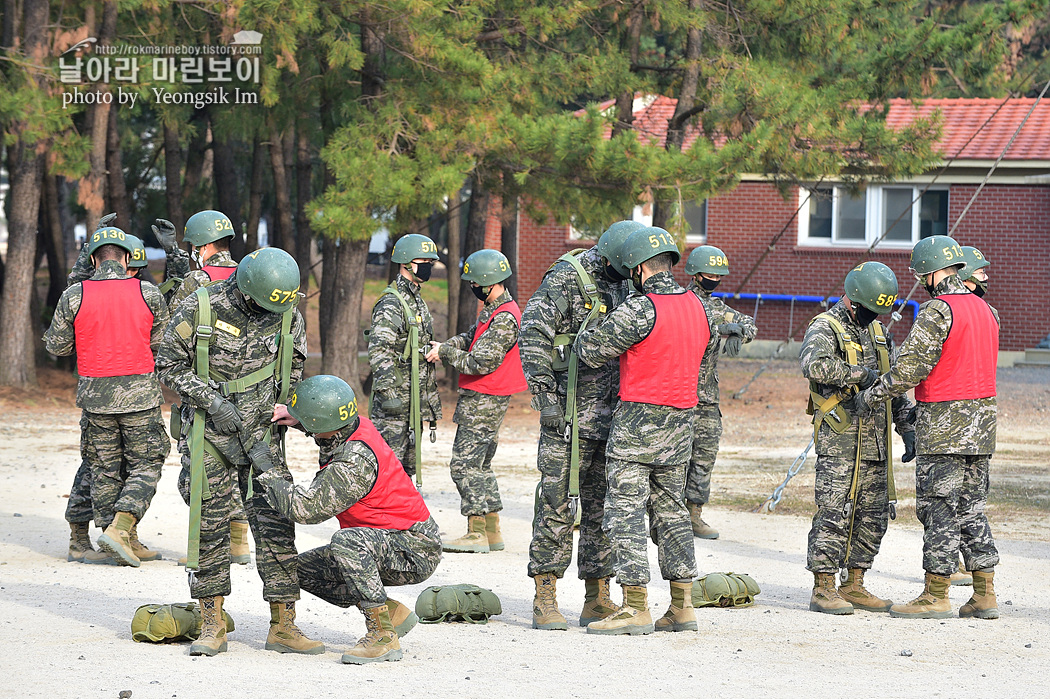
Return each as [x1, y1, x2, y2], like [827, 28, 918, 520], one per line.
[875, 293, 897, 308]
[649, 232, 675, 248]
[941, 244, 963, 261]
[708, 255, 726, 267]
[269, 285, 301, 305]
[93, 229, 126, 242]
[421, 241, 437, 253]
[214, 218, 233, 231]
[338, 397, 358, 422]
[463, 262, 470, 273]
[132, 248, 146, 261]
[290, 393, 297, 407]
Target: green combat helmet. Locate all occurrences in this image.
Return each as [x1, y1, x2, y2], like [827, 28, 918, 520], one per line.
[958, 246, 990, 282]
[88, 227, 136, 257]
[910, 235, 965, 275]
[126, 234, 149, 269]
[286, 375, 358, 434]
[844, 261, 899, 315]
[391, 234, 439, 264]
[236, 247, 301, 313]
[621, 226, 681, 271]
[184, 210, 236, 247]
[595, 220, 645, 278]
[462, 249, 512, 285]
[685, 245, 730, 277]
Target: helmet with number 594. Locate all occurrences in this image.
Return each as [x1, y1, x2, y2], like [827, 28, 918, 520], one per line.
[287, 375, 358, 433]
[236, 247, 301, 313]
[685, 245, 730, 277]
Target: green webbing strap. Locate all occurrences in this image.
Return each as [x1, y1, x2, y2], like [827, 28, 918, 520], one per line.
[381, 284, 423, 487]
[808, 313, 861, 443]
[276, 309, 294, 403]
[870, 321, 896, 520]
[843, 414, 863, 565]
[158, 278, 178, 296]
[186, 286, 213, 571]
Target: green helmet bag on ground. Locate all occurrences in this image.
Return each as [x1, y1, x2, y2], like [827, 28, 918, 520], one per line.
[87, 227, 136, 257]
[844, 261, 899, 314]
[685, 245, 730, 276]
[595, 220, 645, 278]
[391, 234, 439, 264]
[910, 235, 966, 275]
[286, 374, 358, 434]
[236, 247, 301, 313]
[131, 602, 236, 643]
[184, 210, 236, 247]
[415, 584, 502, 624]
[621, 226, 682, 271]
[692, 572, 761, 608]
[462, 249, 512, 285]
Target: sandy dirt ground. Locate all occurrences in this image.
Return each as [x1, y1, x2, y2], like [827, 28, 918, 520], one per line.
[2, 362, 1049, 698]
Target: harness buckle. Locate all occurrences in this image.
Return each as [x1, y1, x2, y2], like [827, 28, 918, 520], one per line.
[888, 501, 897, 521]
[583, 283, 598, 296]
[429, 422, 437, 444]
[196, 324, 214, 340]
[567, 495, 580, 521]
[216, 382, 231, 398]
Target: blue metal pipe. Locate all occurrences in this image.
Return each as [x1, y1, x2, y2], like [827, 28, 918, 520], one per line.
[711, 291, 920, 320]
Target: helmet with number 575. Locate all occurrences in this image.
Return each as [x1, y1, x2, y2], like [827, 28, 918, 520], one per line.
[910, 235, 966, 275]
[236, 247, 301, 313]
[287, 375, 359, 433]
[844, 261, 898, 315]
[462, 249, 512, 285]
[184, 210, 236, 247]
[621, 226, 681, 271]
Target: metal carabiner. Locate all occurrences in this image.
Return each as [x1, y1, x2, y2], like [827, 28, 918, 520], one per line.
[429, 422, 437, 444]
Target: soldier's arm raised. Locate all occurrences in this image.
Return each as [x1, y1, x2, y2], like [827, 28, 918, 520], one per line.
[66, 243, 94, 287]
[259, 445, 377, 525]
[440, 311, 518, 375]
[576, 297, 652, 368]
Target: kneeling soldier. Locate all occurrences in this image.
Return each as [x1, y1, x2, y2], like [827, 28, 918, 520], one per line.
[261, 375, 442, 664]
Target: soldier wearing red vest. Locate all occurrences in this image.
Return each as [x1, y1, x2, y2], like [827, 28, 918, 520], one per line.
[859, 235, 1000, 620]
[425, 249, 527, 554]
[261, 375, 441, 665]
[577, 226, 710, 637]
[44, 226, 170, 567]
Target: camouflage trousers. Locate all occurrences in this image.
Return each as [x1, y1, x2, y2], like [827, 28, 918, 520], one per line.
[807, 455, 889, 572]
[685, 402, 722, 506]
[916, 454, 999, 576]
[178, 443, 299, 601]
[82, 408, 168, 529]
[371, 410, 418, 478]
[175, 425, 248, 522]
[604, 457, 697, 586]
[299, 518, 441, 609]
[450, 423, 504, 516]
[527, 426, 614, 580]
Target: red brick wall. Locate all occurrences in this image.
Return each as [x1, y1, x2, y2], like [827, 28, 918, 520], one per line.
[493, 182, 1050, 351]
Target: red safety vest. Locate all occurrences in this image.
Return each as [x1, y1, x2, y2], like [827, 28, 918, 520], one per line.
[330, 417, 431, 530]
[203, 265, 235, 282]
[619, 291, 708, 409]
[915, 293, 999, 402]
[73, 278, 155, 378]
[458, 300, 529, 396]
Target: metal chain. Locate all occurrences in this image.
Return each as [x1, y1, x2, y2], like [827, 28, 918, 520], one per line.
[756, 439, 814, 513]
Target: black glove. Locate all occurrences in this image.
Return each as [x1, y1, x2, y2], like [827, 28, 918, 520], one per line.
[906, 405, 918, 425]
[844, 389, 875, 419]
[379, 393, 406, 416]
[857, 366, 879, 390]
[208, 396, 243, 434]
[901, 431, 916, 463]
[722, 334, 743, 357]
[96, 212, 117, 231]
[539, 404, 564, 430]
[720, 322, 744, 337]
[152, 218, 178, 253]
[247, 442, 275, 473]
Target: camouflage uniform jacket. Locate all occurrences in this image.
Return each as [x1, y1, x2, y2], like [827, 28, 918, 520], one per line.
[68, 238, 188, 303]
[156, 277, 307, 464]
[168, 250, 237, 307]
[862, 275, 998, 456]
[368, 274, 442, 422]
[801, 299, 914, 460]
[689, 282, 758, 404]
[44, 260, 169, 414]
[520, 247, 628, 440]
[577, 271, 706, 465]
[440, 289, 520, 377]
[260, 423, 378, 525]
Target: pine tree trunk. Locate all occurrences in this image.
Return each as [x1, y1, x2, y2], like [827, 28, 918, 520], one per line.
[499, 171, 518, 300]
[43, 173, 67, 310]
[295, 121, 314, 295]
[163, 123, 185, 235]
[268, 124, 294, 253]
[611, 4, 644, 139]
[319, 237, 369, 396]
[245, 134, 264, 252]
[77, 0, 117, 228]
[106, 106, 131, 229]
[181, 119, 207, 206]
[457, 179, 490, 335]
[446, 186, 463, 341]
[212, 115, 244, 259]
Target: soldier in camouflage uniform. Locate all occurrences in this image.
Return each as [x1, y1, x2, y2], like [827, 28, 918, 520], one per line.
[156, 247, 323, 656]
[429, 249, 528, 554]
[683, 245, 757, 539]
[800, 262, 914, 615]
[577, 226, 709, 636]
[45, 227, 170, 568]
[259, 375, 440, 665]
[521, 220, 639, 631]
[859, 236, 1000, 620]
[368, 234, 443, 480]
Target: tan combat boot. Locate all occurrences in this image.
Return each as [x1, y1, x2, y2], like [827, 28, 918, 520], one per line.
[532, 573, 568, 630]
[265, 601, 325, 654]
[97, 512, 140, 567]
[442, 515, 490, 553]
[485, 512, 505, 552]
[342, 604, 402, 665]
[959, 569, 999, 620]
[889, 572, 953, 619]
[587, 585, 655, 635]
[189, 596, 228, 656]
[579, 577, 619, 627]
[128, 524, 161, 562]
[810, 572, 854, 615]
[82, 548, 118, 565]
[688, 503, 719, 539]
[67, 522, 94, 562]
[838, 568, 892, 612]
[230, 520, 251, 565]
[385, 598, 419, 638]
[655, 581, 698, 632]
[950, 559, 973, 587]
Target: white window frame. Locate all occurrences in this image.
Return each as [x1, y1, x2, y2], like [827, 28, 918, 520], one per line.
[797, 184, 949, 249]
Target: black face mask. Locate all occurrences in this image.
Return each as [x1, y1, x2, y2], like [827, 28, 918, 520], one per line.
[972, 280, 988, 298]
[603, 263, 626, 283]
[854, 304, 880, 328]
[471, 284, 490, 301]
[413, 262, 433, 283]
[699, 277, 721, 292]
[631, 270, 644, 293]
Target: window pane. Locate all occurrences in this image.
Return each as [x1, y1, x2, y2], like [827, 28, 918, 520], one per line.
[882, 187, 913, 241]
[807, 188, 832, 238]
[683, 200, 707, 240]
[919, 190, 949, 238]
[836, 190, 865, 240]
